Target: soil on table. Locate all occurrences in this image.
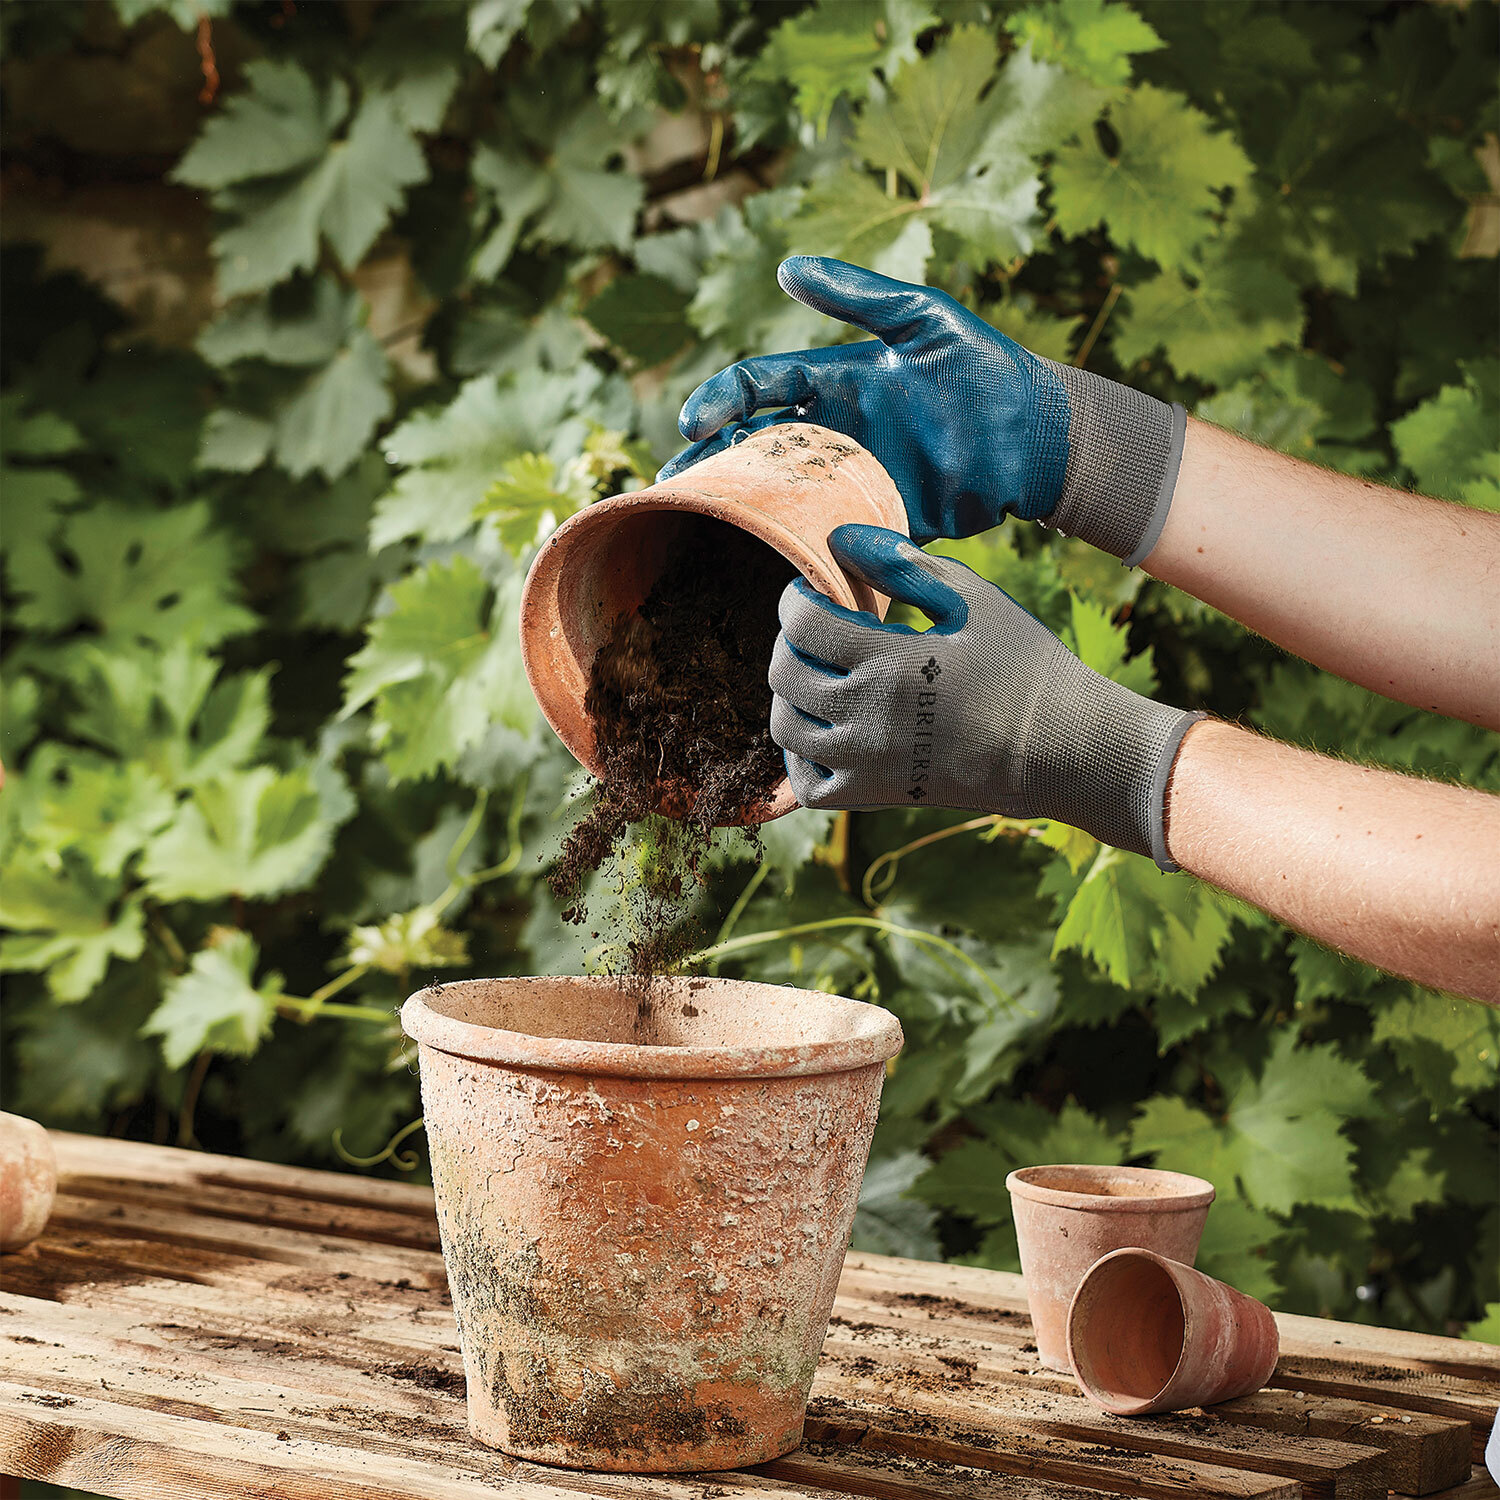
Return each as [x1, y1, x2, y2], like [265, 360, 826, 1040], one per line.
[549, 517, 796, 975]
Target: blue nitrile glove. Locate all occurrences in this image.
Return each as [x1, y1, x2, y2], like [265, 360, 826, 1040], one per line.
[769, 524, 1204, 870]
[661, 257, 1186, 564]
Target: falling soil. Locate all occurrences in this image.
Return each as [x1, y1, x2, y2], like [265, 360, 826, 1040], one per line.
[549, 517, 796, 976]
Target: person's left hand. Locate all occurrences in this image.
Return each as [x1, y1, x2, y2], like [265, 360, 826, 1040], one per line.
[770, 525, 1203, 870]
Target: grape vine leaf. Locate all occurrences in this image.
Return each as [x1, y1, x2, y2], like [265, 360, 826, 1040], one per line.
[817, 29, 1083, 269]
[583, 273, 694, 367]
[851, 1150, 943, 1259]
[1064, 594, 1156, 696]
[370, 370, 612, 548]
[1051, 847, 1231, 995]
[142, 759, 354, 902]
[142, 929, 284, 1068]
[1006, 0, 1164, 89]
[197, 276, 351, 369]
[344, 906, 470, 975]
[10, 501, 256, 649]
[475, 452, 594, 556]
[0, 850, 146, 1002]
[181, 72, 427, 299]
[66, 645, 272, 792]
[341, 556, 534, 781]
[1132, 1032, 1375, 1214]
[1371, 988, 1500, 1113]
[753, 0, 937, 135]
[272, 328, 393, 481]
[1049, 83, 1252, 270]
[1113, 236, 1304, 385]
[172, 61, 340, 190]
[12, 747, 176, 879]
[1194, 1195, 1283, 1303]
[1390, 363, 1500, 508]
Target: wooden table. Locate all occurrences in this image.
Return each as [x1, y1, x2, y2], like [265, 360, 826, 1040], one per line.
[1, 1135, 1495, 1500]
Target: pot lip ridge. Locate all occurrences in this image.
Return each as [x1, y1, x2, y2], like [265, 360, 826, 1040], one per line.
[1005, 1163, 1215, 1213]
[401, 976, 904, 1080]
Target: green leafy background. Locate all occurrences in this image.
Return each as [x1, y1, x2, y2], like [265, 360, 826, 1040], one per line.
[3, 0, 1498, 1370]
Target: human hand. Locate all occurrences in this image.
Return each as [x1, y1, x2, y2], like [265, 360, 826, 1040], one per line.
[769, 524, 1203, 869]
[662, 257, 1185, 563]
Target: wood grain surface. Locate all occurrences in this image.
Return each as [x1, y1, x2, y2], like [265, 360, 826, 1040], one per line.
[0, 1134, 1494, 1500]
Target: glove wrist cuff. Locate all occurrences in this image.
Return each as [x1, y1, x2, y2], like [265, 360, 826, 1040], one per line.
[1038, 360, 1186, 566]
[1022, 670, 1202, 870]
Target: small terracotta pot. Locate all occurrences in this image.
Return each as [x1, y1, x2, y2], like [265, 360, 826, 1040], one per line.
[518, 422, 908, 824]
[0, 1111, 57, 1252]
[402, 976, 903, 1472]
[1006, 1164, 1215, 1370]
[1067, 1248, 1280, 1415]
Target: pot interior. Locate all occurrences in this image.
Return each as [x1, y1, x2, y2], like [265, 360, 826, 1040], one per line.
[1071, 1253, 1186, 1406]
[404, 976, 903, 1076]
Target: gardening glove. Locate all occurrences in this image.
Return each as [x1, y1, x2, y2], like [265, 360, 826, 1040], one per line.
[661, 257, 1186, 565]
[769, 524, 1204, 870]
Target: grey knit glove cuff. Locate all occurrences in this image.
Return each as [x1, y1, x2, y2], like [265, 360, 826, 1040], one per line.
[769, 525, 1203, 870]
[1039, 360, 1187, 567]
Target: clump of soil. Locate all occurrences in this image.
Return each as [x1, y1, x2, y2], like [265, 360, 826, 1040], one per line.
[549, 517, 795, 971]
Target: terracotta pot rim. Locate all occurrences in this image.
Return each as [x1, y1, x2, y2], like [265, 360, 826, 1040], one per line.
[401, 976, 904, 1080]
[1005, 1164, 1216, 1214]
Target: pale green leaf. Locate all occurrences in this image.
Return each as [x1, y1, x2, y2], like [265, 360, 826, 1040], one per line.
[1114, 240, 1304, 385]
[345, 906, 470, 975]
[1050, 84, 1252, 270]
[9, 501, 256, 649]
[1007, 0, 1163, 90]
[142, 761, 352, 902]
[172, 61, 341, 190]
[0, 851, 146, 1002]
[142, 929, 284, 1068]
[852, 1150, 943, 1259]
[754, 0, 937, 134]
[273, 329, 393, 481]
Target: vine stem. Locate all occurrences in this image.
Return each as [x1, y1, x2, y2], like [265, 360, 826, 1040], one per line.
[860, 815, 1003, 907]
[1073, 282, 1122, 369]
[333, 1116, 425, 1171]
[177, 1049, 211, 1148]
[709, 861, 770, 972]
[682, 916, 1011, 1013]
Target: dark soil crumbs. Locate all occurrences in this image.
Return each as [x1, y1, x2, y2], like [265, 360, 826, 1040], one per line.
[550, 518, 795, 973]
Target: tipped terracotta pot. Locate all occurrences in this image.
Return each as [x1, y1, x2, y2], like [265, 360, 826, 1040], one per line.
[0, 1111, 57, 1252]
[1067, 1248, 1280, 1415]
[1006, 1164, 1215, 1370]
[402, 975, 903, 1472]
[518, 423, 908, 824]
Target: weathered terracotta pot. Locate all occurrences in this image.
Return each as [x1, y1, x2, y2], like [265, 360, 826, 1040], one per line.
[0, 1111, 57, 1252]
[1006, 1164, 1215, 1370]
[1067, 1248, 1280, 1415]
[402, 976, 903, 1472]
[518, 422, 908, 824]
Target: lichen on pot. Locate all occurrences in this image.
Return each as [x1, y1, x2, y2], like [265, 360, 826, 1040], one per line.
[403, 975, 902, 1473]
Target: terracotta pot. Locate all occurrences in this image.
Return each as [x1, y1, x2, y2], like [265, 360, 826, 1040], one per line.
[0, 1111, 57, 1252]
[402, 975, 903, 1472]
[518, 422, 908, 824]
[1005, 1164, 1214, 1370]
[1068, 1248, 1280, 1415]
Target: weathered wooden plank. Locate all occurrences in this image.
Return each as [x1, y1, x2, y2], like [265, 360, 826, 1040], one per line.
[761, 1440, 1120, 1499]
[833, 1279, 1500, 1448]
[813, 1356, 1385, 1500]
[1206, 1389, 1471, 1495]
[0, 1386, 859, 1500]
[1424, 1470, 1499, 1500]
[803, 1400, 1301, 1500]
[51, 1133, 437, 1219]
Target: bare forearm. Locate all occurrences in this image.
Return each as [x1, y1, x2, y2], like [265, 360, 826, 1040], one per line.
[1164, 721, 1500, 1003]
[1144, 420, 1500, 730]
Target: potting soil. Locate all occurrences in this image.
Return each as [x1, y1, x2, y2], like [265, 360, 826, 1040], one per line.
[549, 518, 796, 972]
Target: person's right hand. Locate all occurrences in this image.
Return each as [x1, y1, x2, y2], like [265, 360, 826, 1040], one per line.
[660, 257, 1186, 564]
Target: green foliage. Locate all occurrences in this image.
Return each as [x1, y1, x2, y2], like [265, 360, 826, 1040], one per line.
[2, 0, 1495, 1348]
